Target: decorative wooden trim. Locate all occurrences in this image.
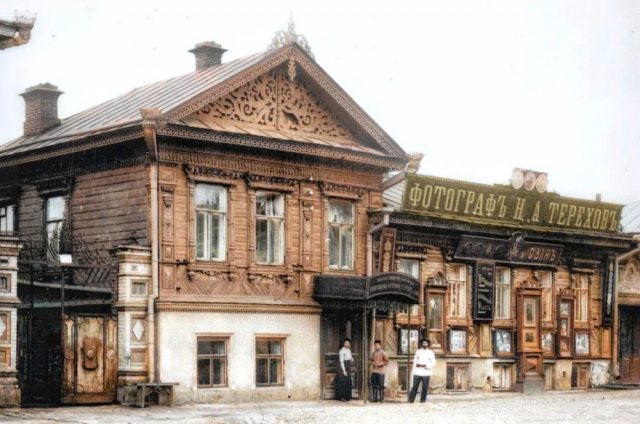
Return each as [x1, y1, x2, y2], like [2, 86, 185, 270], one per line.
[184, 164, 242, 185]
[245, 174, 297, 192]
[319, 182, 365, 200]
[155, 301, 321, 314]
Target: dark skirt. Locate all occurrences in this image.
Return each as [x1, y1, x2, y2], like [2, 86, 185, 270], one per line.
[335, 360, 352, 401]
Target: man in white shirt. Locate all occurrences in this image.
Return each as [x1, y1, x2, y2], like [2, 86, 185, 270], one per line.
[408, 338, 436, 403]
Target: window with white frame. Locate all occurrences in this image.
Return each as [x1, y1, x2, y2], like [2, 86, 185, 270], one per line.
[197, 337, 228, 387]
[448, 264, 467, 318]
[398, 259, 419, 279]
[46, 196, 66, 260]
[255, 193, 284, 265]
[256, 338, 284, 386]
[539, 271, 553, 322]
[328, 201, 354, 270]
[0, 204, 15, 234]
[195, 184, 227, 261]
[575, 274, 589, 323]
[495, 268, 511, 319]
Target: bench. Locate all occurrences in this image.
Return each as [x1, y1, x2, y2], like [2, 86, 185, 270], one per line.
[133, 382, 179, 408]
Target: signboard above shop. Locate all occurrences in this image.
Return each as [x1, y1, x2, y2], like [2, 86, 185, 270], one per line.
[455, 234, 563, 266]
[402, 174, 623, 234]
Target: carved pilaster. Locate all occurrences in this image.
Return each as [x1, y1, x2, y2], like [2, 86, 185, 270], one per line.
[285, 193, 295, 271]
[0, 235, 21, 406]
[301, 202, 313, 268]
[248, 189, 257, 267]
[355, 200, 366, 275]
[228, 186, 237, 272]
[161, 188, 175, 262]
[187, 181, 197, 263]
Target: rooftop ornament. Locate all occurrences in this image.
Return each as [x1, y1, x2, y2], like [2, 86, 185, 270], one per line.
[267, 16, 315, 60]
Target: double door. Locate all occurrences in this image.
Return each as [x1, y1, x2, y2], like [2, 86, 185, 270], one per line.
[320, 310, 362, 399]
[620, 306, 640, 383]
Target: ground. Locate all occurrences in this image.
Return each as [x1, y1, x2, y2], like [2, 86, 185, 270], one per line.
[1, 389, 638, 424]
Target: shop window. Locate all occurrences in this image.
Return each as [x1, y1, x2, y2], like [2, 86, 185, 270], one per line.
[255, 193, 284, 265]
[328, 201, 354, 270]
[197, 337, 228, 387]
[448, 264, 467, 318]
[495, 268, 511, 319]
[446, 363, 469, 391]
[195, 184, 227, 261]
[46, 196, 66, 261]
[571, 363, 589, 389]
[131, 280, 148, 297]
[538, 271, 553, 322]
[574, 275, 589, 323]
[448, 328, 467, 354]
[575, 332, 590, 356]
[399, 328, 419, 354]
[256, 338, 284, 386]
[0, 204, 15, 234]
[494, 330, 514, 356]
[493, 364, 513, 390]
[427, 294, 444, 351]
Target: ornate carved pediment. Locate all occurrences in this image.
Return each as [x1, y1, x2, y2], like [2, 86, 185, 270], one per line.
[427, 271, 447, 287]
[318, 182, 366, 199]
[185, 63, 366, 147]
[184, 164, 243, 181]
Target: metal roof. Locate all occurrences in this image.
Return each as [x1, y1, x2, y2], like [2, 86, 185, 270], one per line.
[621, 201, 640, 234]
[0, 50, 270, 158]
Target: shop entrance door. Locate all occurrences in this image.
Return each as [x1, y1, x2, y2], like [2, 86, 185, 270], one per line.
[620, 306, 640, 383]
[517, 286, 543, 383]
[320, 310, 361, 400]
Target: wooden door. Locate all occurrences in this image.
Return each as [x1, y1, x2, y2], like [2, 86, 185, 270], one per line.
[557, 298, 574, 358]
[517, 287, 543, 379]
[61, 315, 117, 403]
[620, 306, 640, 383]
[320, 310, 361, 399]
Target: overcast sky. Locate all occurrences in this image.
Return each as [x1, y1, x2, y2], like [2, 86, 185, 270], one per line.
[1, 0, 639, 208]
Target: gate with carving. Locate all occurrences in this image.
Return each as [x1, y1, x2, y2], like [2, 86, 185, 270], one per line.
[17, 233, 118, 404]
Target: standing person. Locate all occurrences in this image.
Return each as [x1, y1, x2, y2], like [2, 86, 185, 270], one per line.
[370, 339, 389, 403]
[335, 338, 353, 401]
[408, 339, 436, 403]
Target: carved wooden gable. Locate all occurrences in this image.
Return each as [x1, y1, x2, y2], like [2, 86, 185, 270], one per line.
[182, 62, 376, 151]
[620, 256, 640, 295]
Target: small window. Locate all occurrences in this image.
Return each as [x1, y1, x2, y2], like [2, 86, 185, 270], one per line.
[495, 268, 511, 319]
[398, 259, 419, 279]
[0, 204, 15, 234]
[256, 338, 284, 386]
[0, 274, 9, 292]
[575, 274, 589, 323]
[131, 281, 148, 296]
[255, 193, 284, 265]
[46, 196, 66, 260]
[446, 363, 469, 391]
[197, 338, 228, 387]
[328, 201, 355, 270]
[448, 264, 467, 318]
[493, 364, 513, 390]
[195, 185, 227, 261]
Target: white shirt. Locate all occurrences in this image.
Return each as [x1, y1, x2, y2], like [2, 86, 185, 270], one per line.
[339, 347, 353, 374]
[412, 348, 436, 377]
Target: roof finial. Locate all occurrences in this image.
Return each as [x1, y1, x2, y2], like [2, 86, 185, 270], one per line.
[267, 14, 315, 59]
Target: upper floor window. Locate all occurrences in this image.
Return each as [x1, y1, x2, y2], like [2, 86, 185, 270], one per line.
[195, 184, 227, 261]
[398, 259, 419, 279]
[495, 268, 511, 319]
[448, 264, 467, 318]
[538, 270, 553, 321]
[328, 201, 354, 270]
[0, 204, 15, 234]
[46, 196, 66, 260]
[255, 193, 284, 265]
[575, 274, 589, 323]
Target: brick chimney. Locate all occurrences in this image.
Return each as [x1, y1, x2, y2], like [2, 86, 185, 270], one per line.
[20, 83, 63, 136]
[189, 41, 227, 71]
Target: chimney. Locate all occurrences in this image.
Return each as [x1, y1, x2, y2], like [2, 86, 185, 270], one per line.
[20, 83, 63, 137]
[189, 41, 227, 71]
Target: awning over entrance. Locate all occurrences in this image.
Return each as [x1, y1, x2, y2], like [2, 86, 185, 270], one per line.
[313, 272, 420, 310]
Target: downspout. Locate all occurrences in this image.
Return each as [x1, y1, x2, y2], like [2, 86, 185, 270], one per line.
[141, 108, 161, 383]
[612, 235, 640, 379]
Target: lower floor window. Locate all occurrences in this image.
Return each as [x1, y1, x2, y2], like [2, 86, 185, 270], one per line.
[256, 338, 284, 386]
[492, 364, 513, 390]
[197, 338, 228, 387]
[446, 363, 469, 391]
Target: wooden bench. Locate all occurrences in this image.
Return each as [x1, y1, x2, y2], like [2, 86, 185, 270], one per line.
[133, 382, 179, 408]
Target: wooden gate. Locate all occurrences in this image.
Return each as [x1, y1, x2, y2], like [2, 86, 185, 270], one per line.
[61, 315, 118, 403]
[619, 306, 640, 383]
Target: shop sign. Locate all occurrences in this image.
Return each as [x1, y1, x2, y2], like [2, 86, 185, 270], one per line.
[454, 234, 563, 266]
[402, 174, 623, 234]
[602, 257, 616, 327]
[473, 262, 495, 321]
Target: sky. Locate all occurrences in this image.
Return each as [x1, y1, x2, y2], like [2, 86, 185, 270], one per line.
[1, 0, 639, 212]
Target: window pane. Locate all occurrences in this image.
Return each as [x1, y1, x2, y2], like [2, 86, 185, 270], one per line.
[256, 358, 269, 384]
[47, 196, 65, 221]
[256, 220, 269, 263]
[270, 358, 282, 384]
[47, 222, 62, 248]
[428, 295, 443, 329]
[269, 341, 282, 355]
[398, 259, 419, 278]
[269, 220, 283, 264]
[198, 340, 226, 355]
[256, 194, 283, 217]
[329, 202, 353, 224]
[328, 226, 340, 267]
[197, 359, 211, 385]
[195, 185, 226, 211]
[256, 340, 270, 355]
[340, 227, 353, 269]
[212, 359, 224, 385]
[210, 214, 226, 260]
[196, 211, 207, 259]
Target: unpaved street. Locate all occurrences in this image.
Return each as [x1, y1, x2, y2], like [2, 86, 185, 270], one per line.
[1, 389, 638, 424]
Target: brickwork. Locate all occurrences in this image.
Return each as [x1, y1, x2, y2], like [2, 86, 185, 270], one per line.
[20, 83, 63, 136]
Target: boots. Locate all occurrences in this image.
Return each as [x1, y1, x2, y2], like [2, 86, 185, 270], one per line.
[379, 388, 384, 403]
[372, 388, 378, 403]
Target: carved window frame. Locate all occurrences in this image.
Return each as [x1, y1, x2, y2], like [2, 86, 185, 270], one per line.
[327, 200, 355, 271]
[44, 194, 68, 262]
[447, 263, 467, 319]
[254, 191, 286, 266]
[574, 274, 590, 324]
[0, 203, 16, 235]
[537, 270, 555, 325]
[194, 184, 228, 262]
[495, 267, 512, 320]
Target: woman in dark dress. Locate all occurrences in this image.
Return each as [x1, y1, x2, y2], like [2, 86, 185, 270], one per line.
[335, 338, 353, 401]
